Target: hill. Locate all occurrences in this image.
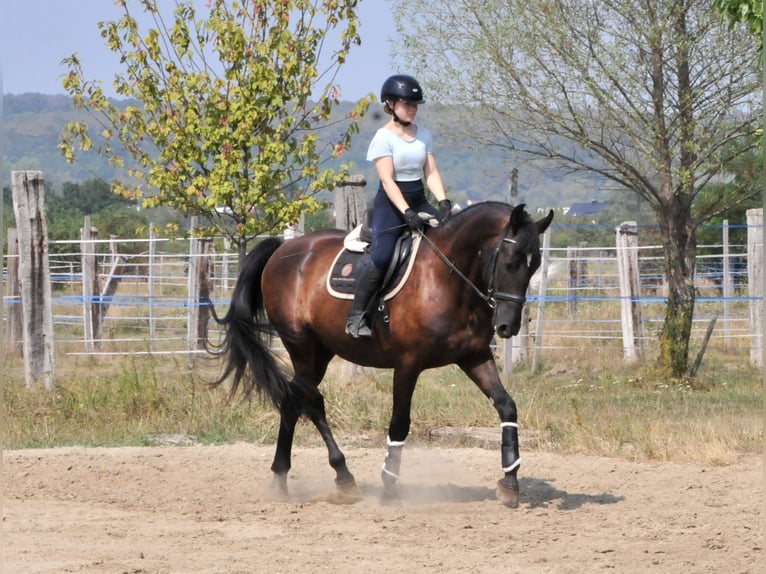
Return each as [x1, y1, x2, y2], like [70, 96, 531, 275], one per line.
[2, 93, 614, 211]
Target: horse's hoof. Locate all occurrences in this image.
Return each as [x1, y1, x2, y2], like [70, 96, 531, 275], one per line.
[380, 483, 402, 506]
[270, 475, 290, 501]
[333, 479, 363, 504]
[496, 477, 520, 508]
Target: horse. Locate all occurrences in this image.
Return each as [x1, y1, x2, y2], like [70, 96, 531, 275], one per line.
[212, 202, 553, 507]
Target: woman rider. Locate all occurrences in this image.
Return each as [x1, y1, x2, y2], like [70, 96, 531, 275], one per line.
[345, 74, 452, 338]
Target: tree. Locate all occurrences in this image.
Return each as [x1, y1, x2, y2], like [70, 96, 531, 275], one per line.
[46, 179, 150, 255]
[59, 179, 135, 215]
[714, 0, 763, 52]
[60, 0, 371, 262]
[393, 0, 761, 377]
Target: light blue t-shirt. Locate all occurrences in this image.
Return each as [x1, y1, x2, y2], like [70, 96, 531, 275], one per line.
[366, 126, 434, 182]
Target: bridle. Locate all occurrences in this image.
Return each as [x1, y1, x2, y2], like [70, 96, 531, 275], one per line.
[485, 232, 528, 308]
[417, 219, 529, 311]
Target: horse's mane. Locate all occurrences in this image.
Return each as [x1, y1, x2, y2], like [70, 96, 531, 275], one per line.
[432, 201, 539, 253]
[437, 201, 510, 231]
[452, 201, 513, 219]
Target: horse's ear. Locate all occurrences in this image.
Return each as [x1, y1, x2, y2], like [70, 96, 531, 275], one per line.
[510, 203, 527, 232]
[536, 209, 554, 235]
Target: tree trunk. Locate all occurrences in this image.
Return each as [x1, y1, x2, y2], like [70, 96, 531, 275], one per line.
[653, 3, 698, 379]
[656, 193, 697, 377]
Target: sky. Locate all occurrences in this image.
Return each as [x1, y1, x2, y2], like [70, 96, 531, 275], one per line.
[0, 0, 400, 101]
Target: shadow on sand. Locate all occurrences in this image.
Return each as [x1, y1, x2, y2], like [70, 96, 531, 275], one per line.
[305, 477, 624, 509]
[520, 477, 624, 510]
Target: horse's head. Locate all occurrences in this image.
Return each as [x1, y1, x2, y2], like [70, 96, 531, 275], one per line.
[488, 204, 554, 338]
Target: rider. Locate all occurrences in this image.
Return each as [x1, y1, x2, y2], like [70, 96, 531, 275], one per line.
[345, 74, 452, 338]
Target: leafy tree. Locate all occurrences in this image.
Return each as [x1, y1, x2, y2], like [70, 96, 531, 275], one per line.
[46, 179, 151, 255]
[304, 206, 335, 232]
[394, 0, 761, 377]
[696, 147, 763, 248]
[60, 0, 371, 262]
[714, 0, 763, 52]
[59, 179, 135, 215]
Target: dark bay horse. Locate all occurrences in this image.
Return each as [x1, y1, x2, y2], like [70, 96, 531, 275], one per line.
[212, 202, 553, 507]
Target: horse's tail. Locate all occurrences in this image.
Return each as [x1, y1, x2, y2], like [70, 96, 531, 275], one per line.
[211, 236, 291, 408]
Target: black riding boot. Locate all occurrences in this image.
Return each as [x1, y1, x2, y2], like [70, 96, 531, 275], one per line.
[345, 256, 383, 338]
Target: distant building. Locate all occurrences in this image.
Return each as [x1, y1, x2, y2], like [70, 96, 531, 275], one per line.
[566, 200, 609, 217]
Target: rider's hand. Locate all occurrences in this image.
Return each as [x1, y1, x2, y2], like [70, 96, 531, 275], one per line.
[403, 208, 424, 231]
[438, 199, 452, 223]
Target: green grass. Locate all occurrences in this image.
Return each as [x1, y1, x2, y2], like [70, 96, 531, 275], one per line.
[2, 349, 762, 466]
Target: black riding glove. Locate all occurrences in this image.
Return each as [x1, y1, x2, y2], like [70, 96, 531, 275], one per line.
[438, 199, 452, 223]
[403, 208, 423, 231]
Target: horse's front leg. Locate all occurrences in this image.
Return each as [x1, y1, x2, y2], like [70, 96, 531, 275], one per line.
[380, 367, 420, 504]
[460, 356, 521, 508]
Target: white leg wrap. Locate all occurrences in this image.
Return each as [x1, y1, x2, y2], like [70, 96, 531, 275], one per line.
[387, 436, 406, 447]
[500, 422, 519, 428]
[502, 457, 522, 473]
[381, 464, 400, 480]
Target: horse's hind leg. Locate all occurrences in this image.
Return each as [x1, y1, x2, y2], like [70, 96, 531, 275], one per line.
[303, 387, 360, 501]
[270, 378, 358, 500]
[270, 390, 304, 498]
[274, 343, 359, 501]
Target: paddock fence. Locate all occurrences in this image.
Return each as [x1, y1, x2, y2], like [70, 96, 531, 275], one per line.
[2, 172, 762, 388]
[3, 212, 762, 381]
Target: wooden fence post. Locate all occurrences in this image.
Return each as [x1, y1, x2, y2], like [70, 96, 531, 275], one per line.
[81, 216, 100, 351]
[615, 221, 644, 363]
[334, 175, 374, 378]
[504, 303, 529, 376]
[148, 224, 157, 351]
[502, 169, 526, 376]
[531, 227, 552, 372]
[746, 208, 763, 367]
[5, 228, 22, 355]
[187, 219, 215, 362]
[567, 241, 589, 317]
[221, 236, 232, 293]
[11, 170, 55, 389]
[722, 220, 732, 346]
[334, 175, 367, 230]
[0, 185, 3, 367]
[100, 247, 127, 326]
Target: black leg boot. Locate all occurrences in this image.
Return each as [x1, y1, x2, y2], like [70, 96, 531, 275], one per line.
[345, 256, 383, 338]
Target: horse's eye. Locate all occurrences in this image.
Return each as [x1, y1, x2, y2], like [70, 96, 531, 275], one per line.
[505, 257, 522, 272]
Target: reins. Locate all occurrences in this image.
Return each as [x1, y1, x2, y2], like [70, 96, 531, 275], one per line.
[417, 223, 527, 310]
[417, 230, 498, 308]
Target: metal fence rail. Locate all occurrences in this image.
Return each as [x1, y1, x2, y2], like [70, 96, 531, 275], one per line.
[2, 232, 761, 363]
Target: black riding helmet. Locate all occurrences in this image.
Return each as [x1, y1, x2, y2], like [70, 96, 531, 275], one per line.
[381, 75, 425, 126]
[380, 74, 426, 105]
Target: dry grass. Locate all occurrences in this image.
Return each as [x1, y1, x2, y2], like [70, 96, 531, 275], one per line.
[2, 344, 761, 467]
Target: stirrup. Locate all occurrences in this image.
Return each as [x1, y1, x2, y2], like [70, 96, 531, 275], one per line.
[345, 315, 372, 338]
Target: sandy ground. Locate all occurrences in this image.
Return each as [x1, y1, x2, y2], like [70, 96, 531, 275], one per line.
[3, 441, 762, 574]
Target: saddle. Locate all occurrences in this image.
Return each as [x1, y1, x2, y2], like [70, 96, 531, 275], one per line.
[326, 226, 423, 301]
